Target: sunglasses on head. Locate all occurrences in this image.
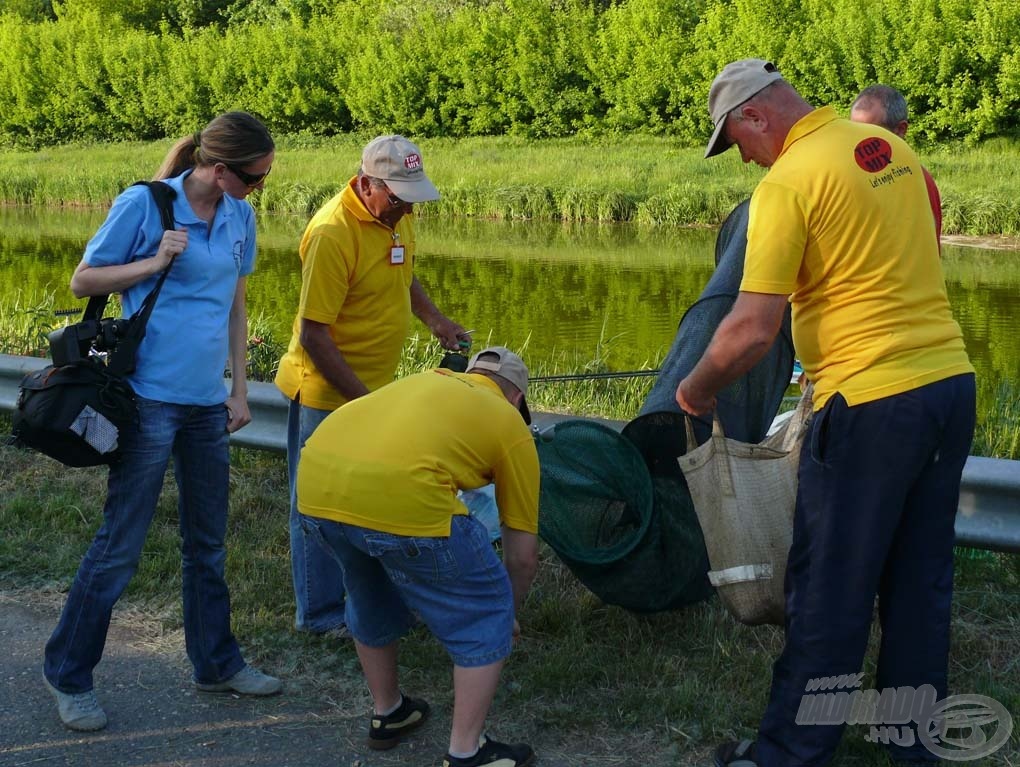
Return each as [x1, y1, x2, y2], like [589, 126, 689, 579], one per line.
[225, 162, 271, 187]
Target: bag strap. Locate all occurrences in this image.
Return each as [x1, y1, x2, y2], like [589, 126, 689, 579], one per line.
[778, 383, 814, 453]
[103, 181, 178, 376]
[683, 416, 699, 455]
[82, 181, 177, 323]
[708, 412, 737, 497]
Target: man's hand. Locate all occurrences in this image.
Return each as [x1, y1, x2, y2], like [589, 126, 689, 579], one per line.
[429, 316, 468, 351]
[676, 378, 717, 416]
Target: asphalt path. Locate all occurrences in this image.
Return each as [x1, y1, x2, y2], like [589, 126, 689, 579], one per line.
[0, 593, 649, 767]
[0, 593, 438, 767]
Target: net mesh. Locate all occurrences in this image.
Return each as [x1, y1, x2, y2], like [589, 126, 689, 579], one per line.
[639, 198, 794, 445]
[535, 199, 794, 612]
[536, 419, 712, 612]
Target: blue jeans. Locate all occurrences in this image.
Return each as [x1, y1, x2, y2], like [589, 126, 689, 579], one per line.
[286, 397, 346, 633]
[302, 514, 514, 667]
[756, 374, 976, 766]
[44, 398, 245, 693]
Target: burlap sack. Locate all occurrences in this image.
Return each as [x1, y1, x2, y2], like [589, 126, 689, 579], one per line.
[678, 388, 813, 625]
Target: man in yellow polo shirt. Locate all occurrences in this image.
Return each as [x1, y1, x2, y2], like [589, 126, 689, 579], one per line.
[297, 347, 539, 767]
[275, 135, 468, 637]
[676, 60, 975, 767]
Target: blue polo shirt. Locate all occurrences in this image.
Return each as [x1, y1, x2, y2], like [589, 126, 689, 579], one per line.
[83, 171, 257, 405]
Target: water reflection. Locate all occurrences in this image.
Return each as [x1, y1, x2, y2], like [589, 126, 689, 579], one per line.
[1, 207, 1018, 389]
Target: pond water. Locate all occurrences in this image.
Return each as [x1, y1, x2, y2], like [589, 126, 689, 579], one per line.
[1, 206, 1018, 401]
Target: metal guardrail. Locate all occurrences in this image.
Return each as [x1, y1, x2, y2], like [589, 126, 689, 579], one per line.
[2, 353, 1018, 553]
[0, 353, 291, 454]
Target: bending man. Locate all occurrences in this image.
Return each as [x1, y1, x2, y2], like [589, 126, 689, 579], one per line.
[297, 347, 539, 767]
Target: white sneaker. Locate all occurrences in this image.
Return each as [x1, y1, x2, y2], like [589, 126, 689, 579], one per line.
[43, 673, 108, 731]
[195, 664, 282, 696]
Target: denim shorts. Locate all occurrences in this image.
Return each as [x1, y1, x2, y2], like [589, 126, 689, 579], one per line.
[300, 513, 514, 667]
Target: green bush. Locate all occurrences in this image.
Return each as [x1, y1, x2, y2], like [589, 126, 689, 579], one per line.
[0, 0, 1018, 147]
[593, 0, 705, 133]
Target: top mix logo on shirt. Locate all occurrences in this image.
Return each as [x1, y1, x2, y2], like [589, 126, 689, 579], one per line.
[854, 137, 893, 173]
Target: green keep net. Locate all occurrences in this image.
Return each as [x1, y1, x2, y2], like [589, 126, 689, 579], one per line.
[534, 199, 792, 612]
[535, 417, 713, 612]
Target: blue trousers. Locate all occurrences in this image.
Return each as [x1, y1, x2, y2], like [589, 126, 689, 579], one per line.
[756, 374, 976, 766]
[286, 397, 346, 633]
[44, 399, 245, 693]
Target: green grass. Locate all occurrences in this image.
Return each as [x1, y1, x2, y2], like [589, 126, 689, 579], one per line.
[973, 381, 1020, 461]
[2, 136, 1020, 235]
[0, 290, 61, 357]
[2, 314, 1017, 764]
[1, 411, 1017, 766]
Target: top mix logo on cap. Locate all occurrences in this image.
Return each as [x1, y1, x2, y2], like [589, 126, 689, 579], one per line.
[404, 153, 423, 171]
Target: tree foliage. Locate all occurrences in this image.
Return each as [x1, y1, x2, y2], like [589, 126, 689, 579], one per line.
[0, 0, 1017, 146]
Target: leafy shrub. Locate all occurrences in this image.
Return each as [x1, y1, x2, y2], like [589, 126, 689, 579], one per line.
[0, 0, 1018, 147]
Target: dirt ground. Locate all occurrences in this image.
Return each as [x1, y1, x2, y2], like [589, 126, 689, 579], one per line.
[0, 590, 658, 767]
[941, 233, 1020, 250]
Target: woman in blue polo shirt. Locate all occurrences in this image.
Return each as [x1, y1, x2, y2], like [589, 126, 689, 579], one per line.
[43, 112, 280, 732]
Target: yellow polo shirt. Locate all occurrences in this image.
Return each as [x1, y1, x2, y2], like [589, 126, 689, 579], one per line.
[298, 370, 540, 537]
[275, 178, 416, 411]
[741, 107, 973, 410]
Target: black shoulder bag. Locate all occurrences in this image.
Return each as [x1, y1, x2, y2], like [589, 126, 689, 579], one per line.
[11, 181, 178, 467]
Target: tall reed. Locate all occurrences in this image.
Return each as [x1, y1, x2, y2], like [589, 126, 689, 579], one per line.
[2, 138, 1018, 235]
[0, 292, 58, 357]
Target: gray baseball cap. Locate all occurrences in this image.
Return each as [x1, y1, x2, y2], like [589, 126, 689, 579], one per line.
[705, 59, 783, 158]
[467, 346, 531, 424]
[361, 135, 440, 203]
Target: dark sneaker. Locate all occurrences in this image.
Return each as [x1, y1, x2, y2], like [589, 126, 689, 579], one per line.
[195, 664, 282, 696]
[715, 740, 758, 767]
[443, 735, 536, 767]
[367, 694, 430, 750]
[43, 673, 108, 732]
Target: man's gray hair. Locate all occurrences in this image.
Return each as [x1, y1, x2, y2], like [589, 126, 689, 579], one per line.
[853, 84, 909, 131]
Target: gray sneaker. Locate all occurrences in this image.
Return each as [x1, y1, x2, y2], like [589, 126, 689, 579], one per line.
[195, 664, 282, 696]
[43, 674, 108, 732]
